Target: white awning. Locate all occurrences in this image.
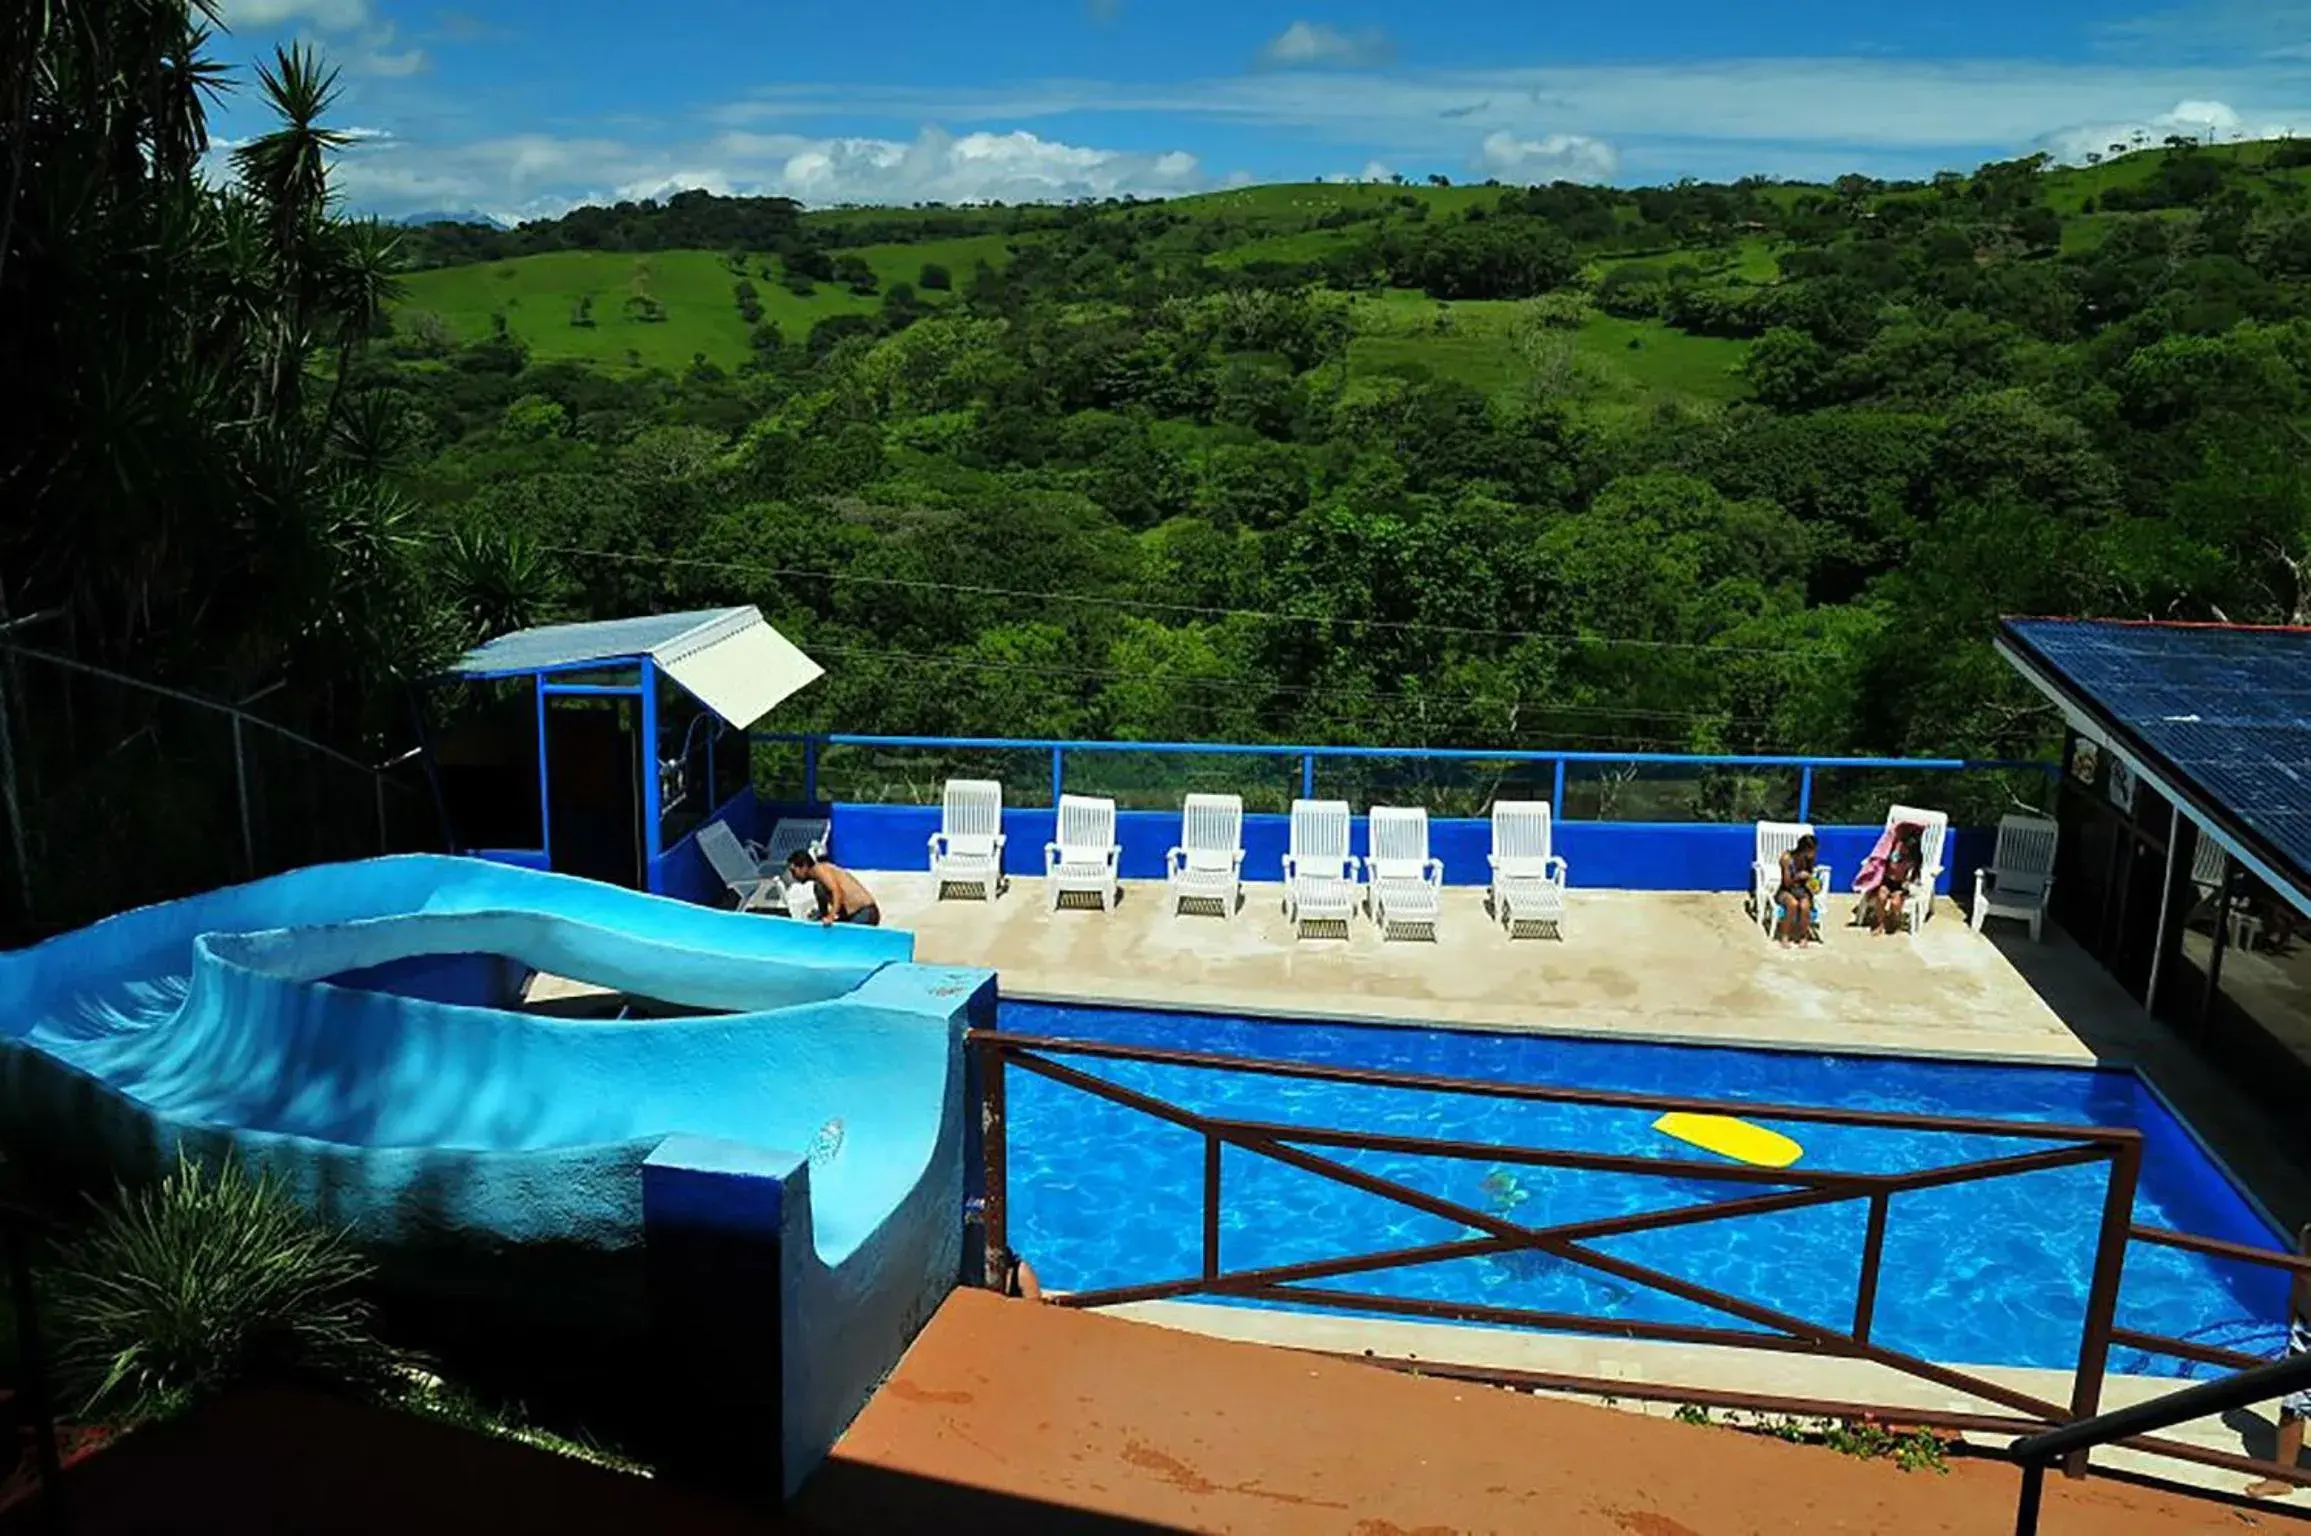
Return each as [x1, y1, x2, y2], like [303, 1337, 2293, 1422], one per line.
[653, 609, 824, 730]
[446, 605, 823, 729]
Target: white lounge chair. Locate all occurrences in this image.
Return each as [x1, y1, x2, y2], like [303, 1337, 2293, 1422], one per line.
[1489, 801, 1568, 938]
[1883, 804, 1949, 934]
[1044, 793, 1122, 912]
[753, 815, 831, 887]
[1282, 798, 1358, 939]
[2189, 834, 2261, 948]
[1166, 794, 1244, 917]
[1752, 821, 1826, 938]
[1366, 806, 1444, 941]
[697, 820, 778, 911]
[1972, 814, 2057, 942]
[929, 778, 1006, 902]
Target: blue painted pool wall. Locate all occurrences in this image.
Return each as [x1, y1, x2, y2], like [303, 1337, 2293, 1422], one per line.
[642, 1135, 799, 1504]
[473, 847, 552, 872]
[326, 949, 527, 1008]
[829, 804, 1981, 897]
[766, 964, 992, 1500]
[2124, 1075, 2292, 1320]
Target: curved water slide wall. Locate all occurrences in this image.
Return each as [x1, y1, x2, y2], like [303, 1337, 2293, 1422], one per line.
[0, 855, 994, 1499]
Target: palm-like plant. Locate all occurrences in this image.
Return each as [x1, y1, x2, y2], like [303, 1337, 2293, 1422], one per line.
[50, 1153, 410, 1421]
[437, 527, 571, 642]
[2, 10, 443, 755]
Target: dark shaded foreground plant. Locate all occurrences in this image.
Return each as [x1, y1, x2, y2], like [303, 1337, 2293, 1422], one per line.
[48, 1153, 408, 1422]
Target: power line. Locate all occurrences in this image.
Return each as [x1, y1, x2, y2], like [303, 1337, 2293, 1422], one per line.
[809, 642, 1771, 729]
[530, 541, 1844, 659]
[807, 645, 1771, 751]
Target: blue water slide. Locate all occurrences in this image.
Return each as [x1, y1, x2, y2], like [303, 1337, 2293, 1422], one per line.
[0, 854, 993, 1497]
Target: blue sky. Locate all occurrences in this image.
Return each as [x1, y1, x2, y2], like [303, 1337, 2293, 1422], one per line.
[204, 0, 2311, 221]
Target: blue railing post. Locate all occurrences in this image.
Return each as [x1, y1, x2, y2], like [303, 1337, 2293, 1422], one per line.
[1798, 765, 1815, 822]
[803, 736, 820, 805]
[1051, 745, 1064, 806]
[1552, 758, 1568, 814]
[1300, 753, 1316, 799]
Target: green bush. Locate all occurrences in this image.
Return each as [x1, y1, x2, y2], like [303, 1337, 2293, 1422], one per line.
[50, 1154, 407, 1421]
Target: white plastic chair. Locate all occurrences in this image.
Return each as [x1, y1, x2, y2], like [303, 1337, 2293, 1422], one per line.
[2190, 834, 2262, 949]
[1044, 793, 1122, 912]
[697, 820, 777, 911]
[1972, 814, 2057, 942]
[1488, 801, 1567, 938]
[929, 778, 1006, 902]
[1281, 798, 1358, 938]
[1883, 804, 1949, 934]
[1166, 794, 1244, 917]
[1366, 806, 1444, 941]
[1752, 821, 1826, 938]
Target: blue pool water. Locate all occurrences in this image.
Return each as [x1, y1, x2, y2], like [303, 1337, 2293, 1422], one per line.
[1000, 1003, 2293, 1378]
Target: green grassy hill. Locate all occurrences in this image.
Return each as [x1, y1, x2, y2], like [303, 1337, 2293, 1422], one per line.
[1343, 292, 1749, 415]
[394, 144, 2309, 402]
[396, 234, 1010, 370]
[2041, 137, 2311, 213]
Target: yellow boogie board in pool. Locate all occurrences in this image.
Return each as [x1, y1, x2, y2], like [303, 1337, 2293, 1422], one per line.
[1652, 1112, 1803, 1169]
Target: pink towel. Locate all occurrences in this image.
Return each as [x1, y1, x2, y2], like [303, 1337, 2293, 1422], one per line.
[1848, 822, 1904, 891]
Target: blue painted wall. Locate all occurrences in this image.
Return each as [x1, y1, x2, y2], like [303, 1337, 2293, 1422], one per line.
[828, 803, 1978, 897]
[326, 949, 527, 1009]
[651, 785, 767, 906]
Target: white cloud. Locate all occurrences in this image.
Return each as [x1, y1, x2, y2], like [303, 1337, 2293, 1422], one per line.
[330, 125, 1211, 223]
[714, 56, 2311, 183]
[1255, 21, 1395, 71]
[217, 0, 369, 28]
[343, 24, 427, 76]
[1478, 130, 1618, 183]
[1322, 161, 1395, 183]
[2037, 98, 2302, 162]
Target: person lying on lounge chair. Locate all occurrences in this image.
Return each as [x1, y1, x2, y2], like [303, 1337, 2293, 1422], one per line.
[1856, 822, 1925, 935]
[786, 850, 880, 926]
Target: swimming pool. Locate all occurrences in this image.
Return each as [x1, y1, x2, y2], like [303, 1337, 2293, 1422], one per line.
[999, 1002, 2292, 1378]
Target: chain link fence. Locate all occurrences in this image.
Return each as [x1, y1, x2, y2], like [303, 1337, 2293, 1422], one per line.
[0, 645, 439, 944]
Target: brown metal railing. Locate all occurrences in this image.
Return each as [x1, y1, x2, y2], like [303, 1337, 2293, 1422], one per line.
[970, 1029, 2310, 1494]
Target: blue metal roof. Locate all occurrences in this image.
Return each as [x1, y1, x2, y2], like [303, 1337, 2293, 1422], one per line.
[448, 609, 751, 678]
[1999, 617, 2311, 902]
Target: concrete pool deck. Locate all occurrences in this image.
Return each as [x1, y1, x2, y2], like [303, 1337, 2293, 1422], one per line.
[875, 874, 2096, 1062]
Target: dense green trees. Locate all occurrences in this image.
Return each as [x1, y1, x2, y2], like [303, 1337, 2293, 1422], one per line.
[351, 141, 2311, 773]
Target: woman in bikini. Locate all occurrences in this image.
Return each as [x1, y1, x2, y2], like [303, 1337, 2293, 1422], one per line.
[1774, 833, 1821, 946]
[1860, 823, 1924, 935]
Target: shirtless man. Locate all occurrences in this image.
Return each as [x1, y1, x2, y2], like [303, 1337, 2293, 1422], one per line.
[786, 850, 880, 926]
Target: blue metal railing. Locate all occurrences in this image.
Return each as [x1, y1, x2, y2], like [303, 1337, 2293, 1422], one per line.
[762, 734, 2055, 823]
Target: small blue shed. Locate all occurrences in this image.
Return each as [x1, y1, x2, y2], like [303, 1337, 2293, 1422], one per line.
[426, 607, 822, 900]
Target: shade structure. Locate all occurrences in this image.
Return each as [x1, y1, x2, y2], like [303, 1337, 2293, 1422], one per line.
[448, 606, 823, 728]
